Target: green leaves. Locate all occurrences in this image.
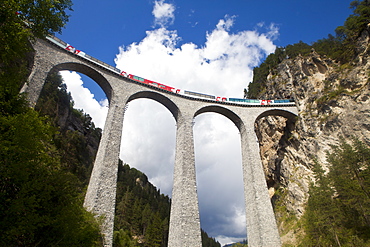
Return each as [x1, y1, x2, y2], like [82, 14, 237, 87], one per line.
[300, 138, 370, 246]
[0, 0, 105, 246]
[0, 107, 102, 246]
[16, 0, 72, 37]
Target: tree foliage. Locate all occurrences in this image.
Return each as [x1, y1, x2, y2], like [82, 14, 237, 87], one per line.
[201, 229, 221, 247]
[35, 72, 102, 185]
[0, 91, 102, 246]
[114, 162, 171, 247]
[113, 162, 221, 247]
[0, 0, 73, 115]
[300, 138, 370, 246]
[0, 0, 104, 245]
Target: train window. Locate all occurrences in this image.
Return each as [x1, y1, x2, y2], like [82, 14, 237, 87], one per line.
[230, 98, 243, 102]
[134, 76, 144, 82]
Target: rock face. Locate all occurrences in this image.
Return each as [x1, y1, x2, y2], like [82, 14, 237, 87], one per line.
[255, 28, 370, 242]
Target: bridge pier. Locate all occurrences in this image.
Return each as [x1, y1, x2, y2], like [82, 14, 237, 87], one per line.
[84, 98, 126, 247]
[240, 123, 281, 247]
[20, 40, 55, 106]
[168, 112, 202, 247]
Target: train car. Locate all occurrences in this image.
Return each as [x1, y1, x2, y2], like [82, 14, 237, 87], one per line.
[184, 90, 216, 100]
[127, 74, 179, 93]
[228, 98, 261, 105]
[46, 36, 68, 49]
[271, 99, 295, 104]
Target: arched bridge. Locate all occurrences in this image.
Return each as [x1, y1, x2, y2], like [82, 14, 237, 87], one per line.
[21, 37, 298, 247]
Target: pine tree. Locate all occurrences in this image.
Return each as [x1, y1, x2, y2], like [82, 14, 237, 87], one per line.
[327, 138, 370, 242]
[301, 162, 344, 246]
[145, 212, 163, 247]
[300, 138, 370, 246]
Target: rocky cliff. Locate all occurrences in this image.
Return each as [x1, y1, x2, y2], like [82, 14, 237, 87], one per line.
[35, 72, 102, 185]
[256, 27, 370, 243]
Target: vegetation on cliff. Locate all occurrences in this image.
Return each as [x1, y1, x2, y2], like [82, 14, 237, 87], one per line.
[35, 72, 102, 185]
[300, 138, 370, 246]
[113, 161, 171, 247]
[247, 0, 370, 99]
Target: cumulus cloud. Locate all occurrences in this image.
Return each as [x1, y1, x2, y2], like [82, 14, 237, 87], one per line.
[61, 1, 279, 243]
[152, 0, 175, 28]
[115, 15, 276, 98]
[120, 99, 176, 196]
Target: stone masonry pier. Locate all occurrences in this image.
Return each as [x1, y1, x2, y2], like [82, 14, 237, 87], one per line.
[22, 37, 298, 247]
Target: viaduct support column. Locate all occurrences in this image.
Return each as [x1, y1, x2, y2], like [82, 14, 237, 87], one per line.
[84, 97, 126, 247]
[20, 45, 54, 106]
[240, 123, 281, 247]
[168, 112, 202, 247]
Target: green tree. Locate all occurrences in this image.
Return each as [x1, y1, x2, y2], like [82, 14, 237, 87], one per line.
[1, 0, 73, 113]
[327, 138, 370, 241]
[300, 139, 370, 246]
[113, 229, 136, 247]
[201, 229, 221, 247]
[142, 203, 152, 236]
[115, 189, 135, 233]
[0, 0, 104, 245]
[301, 162, 344, 246]
[336, 1, 370, 43]
[0, 108, 102, 246]
[145, 212, 163, 247]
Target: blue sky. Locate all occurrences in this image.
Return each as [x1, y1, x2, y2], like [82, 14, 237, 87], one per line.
[56, 0, 353, 245]
[57, 0, 352, 102]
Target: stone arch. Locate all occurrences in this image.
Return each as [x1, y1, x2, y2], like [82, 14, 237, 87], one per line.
[255, 108, 297, 124]
[50, 62, 113, 103]
[194, 105, 245, 132]
[253, 108, 298, 220]
[193, 104, 246, 239]
[127, 90, 180, 121]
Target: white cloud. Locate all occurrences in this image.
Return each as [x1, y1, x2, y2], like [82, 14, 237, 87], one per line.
[152, 0, 175, 28]
[61, 7, 278, 244]
[120, 99, 176, 196]
[194, 113, 246, 240]
[216, 235, 247, 247]
[115, 15, 276, 98]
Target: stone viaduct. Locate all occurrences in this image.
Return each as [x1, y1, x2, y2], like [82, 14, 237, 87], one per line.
[21, 37, 298, 247]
